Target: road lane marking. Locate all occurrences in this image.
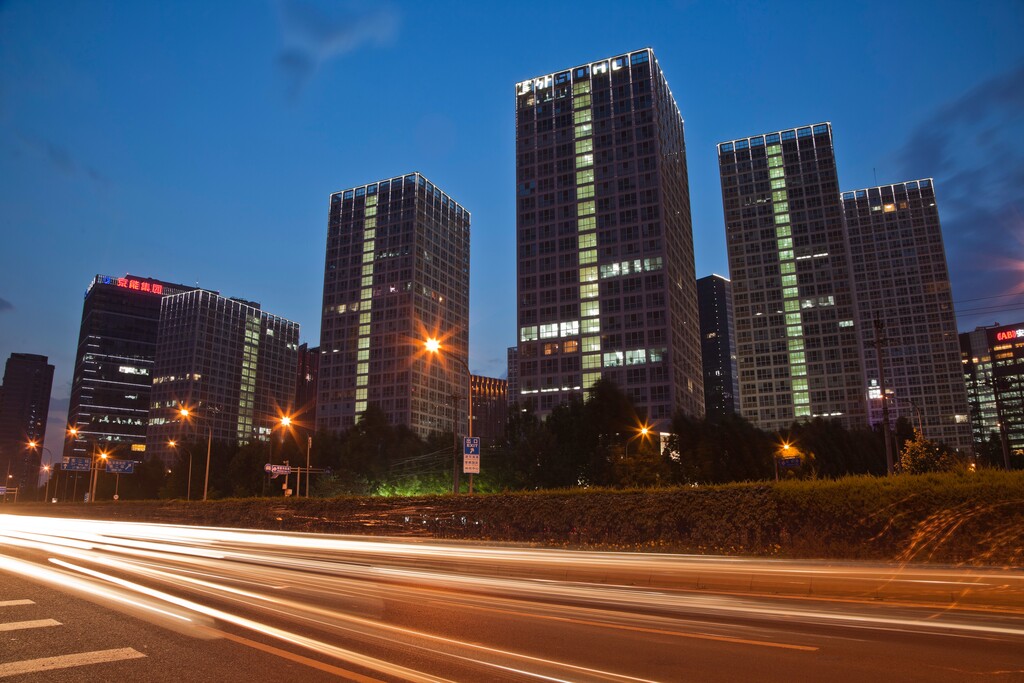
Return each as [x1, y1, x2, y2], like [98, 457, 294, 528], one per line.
[0, 619, 61, 632]
[0, 600, 34, 607]
[0, 648, 145, 678]
[467, 604, 819, 652]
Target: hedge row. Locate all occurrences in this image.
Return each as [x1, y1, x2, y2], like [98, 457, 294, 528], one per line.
[16, 470, 1024, 566]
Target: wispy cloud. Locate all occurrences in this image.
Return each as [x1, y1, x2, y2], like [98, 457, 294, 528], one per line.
[0, 297, 12, 313]
[276, 0, 400, 100]
[13, 130, 109, 187]
[896, 62, 1024, 327]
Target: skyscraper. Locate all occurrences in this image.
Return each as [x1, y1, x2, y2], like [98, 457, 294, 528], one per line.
[66, 274, 197, 460]
[842, 180, 971, 451]
[515, 48, 702, 423]
[317, 173, 471, 439]
[294, 343, 319, 441]
[0, 353, 54, 492]
[718, 123, 865, 431]
[961, 323, 1024, 460]
[506, 346, 519, 409]
[471, 374, 508, 447]
[146, 290, 299, 463]
[697, 275, 739, 420]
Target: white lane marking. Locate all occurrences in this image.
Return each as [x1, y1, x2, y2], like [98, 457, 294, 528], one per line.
[0, 619, 61, 632]
[0, 648, 146, 678]
[0, 600, 34, 607]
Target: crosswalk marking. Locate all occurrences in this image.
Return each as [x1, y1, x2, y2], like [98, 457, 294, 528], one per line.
[0, 619, 61, 632]
[0, 600, 34, 607]
[0, 648, 146, 678]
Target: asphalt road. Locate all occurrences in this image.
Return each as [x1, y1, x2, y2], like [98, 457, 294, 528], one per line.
[1, 514, 1022, 682]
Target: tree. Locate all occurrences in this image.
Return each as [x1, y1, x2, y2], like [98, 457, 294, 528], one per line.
[899, 430, 962, 474]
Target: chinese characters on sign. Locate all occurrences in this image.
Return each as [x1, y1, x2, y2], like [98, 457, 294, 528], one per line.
[100, 275, 164, 295]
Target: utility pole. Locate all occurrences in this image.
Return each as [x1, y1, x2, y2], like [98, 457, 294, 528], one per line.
[872, 316, 894, 475]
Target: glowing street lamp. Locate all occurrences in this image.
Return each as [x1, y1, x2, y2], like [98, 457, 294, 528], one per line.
[179, 406, 214, 501]
[168, 440, 194, 501]
[27, 440, 54, 502]
[424, 337, 473, 494]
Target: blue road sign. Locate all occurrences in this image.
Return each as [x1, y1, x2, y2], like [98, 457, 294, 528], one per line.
[264, 463, 292, 476]
[779, 456, 802, 469]
[0, 486, 6, 495]
[463, 437, 481, 474]
[63, 457, 91, 472]
[463, 437, 481, 456]
[105, 459, 135, 474]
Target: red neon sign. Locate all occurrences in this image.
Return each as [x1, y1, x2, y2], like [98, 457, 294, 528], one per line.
[995, 329, 1024, 342]
[116, 278, 163, 295]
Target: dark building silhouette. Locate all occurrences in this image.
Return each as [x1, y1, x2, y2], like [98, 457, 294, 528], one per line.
[697, 275, 738, 420]
[471, 375, 508, 447]
[506, 346, 519, 409]
[65, 274, 197, 460]
[0, 353, 54, 492]
[317, 173, 471, 438]
[515, 48, 703, 425]
[294, 343, 319, 442]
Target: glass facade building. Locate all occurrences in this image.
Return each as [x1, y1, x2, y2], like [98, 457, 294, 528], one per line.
[842, 180, 971, 451]
[146, 290, 299, 463]
[962, 323, 1024, 454]
[696, 274, 739, 420]
[317, 173, 471, 439]
[65, 274, 196, 460]
[515, 48, 703, 423]
[718, 123, 865, 431]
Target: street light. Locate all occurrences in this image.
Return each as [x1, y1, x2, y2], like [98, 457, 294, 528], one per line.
[89, 450, 109, 503]
[179, 406, 214, 501]
[626, 423, 652, 457]
[27, 441, 54, 502]
[271, 414, 295, 496]
[424, 337, 473, 494]
[775, 441, 792, 482]
[168, 440, 194, 501]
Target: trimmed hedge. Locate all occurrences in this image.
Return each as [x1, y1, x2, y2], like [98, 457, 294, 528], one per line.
[14, 471, 1024, 566]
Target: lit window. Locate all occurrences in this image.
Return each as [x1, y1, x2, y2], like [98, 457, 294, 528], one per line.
[576, 154, 594, 169]
[582, 336, 600, 352]
[580, 283, 598, 298]
[576, 169, 594, 185]
[578, 201, 595, 216]
[581, 301, 600, 317]
[574, 123, 592, 138]
[540, 324, 558, 339]
[573, 109, 592, 125]
[578, 249, 597, 264]
[769, 168, 785, 179]
[771, 179, 786, 190]
[577, 184, 595, 200]
[520, 326, 538, 342]
[560, 321, 579, 337]
[578, 216, 596, 231]
[575, 139, 593, 154]
[603, 351, 624, 367]
[580, 266, 598, 282]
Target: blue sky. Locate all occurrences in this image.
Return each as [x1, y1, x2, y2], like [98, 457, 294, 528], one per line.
[2, 0, 1023, 453]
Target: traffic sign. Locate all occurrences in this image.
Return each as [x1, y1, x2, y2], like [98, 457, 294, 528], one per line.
[264, 463, 292, 476]
[0, 486, 6, 495]
[463, 437, 481, 474]
[779, 456, 802, 469]
[63, 456, 91, 472]
[105, 459, 135, 474]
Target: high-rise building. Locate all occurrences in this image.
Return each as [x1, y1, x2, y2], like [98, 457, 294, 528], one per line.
[506, 346, 519, 409]
[961, 325, 1001, 446]
[66, 274, 197, 460]
[697, 275, 739, 420]
[842, 180, 971, 451]
[146, 290, 299, 463]
[317, 173, 471, 438]
[471, 374, 508, 447]
[718, 123, 865, 431]
[515, 48, 703, 423]
[961, 323, 1024, 455]
[0, 353, 54, 492]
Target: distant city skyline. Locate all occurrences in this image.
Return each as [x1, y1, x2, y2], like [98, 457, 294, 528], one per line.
[1, 1, 1022, 453]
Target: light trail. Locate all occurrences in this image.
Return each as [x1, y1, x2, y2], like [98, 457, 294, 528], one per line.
[1, 514, 1023, 682]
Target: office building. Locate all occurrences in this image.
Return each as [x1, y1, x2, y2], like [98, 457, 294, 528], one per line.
[506, 346, 519, 409]
[471, 374, 508, 446]
[65, 274, 197, 460]
[718, 123, 865, 431]
[0, 353, 54, 492]
[697, 275, 739, 420]
[146, 290, 299, 463]
[515, 48, 703, 423]
[843, 180, 971, 451]
[317, 172, 471, 439]
[962, 323, 1024, 454]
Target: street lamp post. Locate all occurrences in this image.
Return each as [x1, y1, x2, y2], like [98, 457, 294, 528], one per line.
[179, 407, 214, 501]
[27, 441, 54, 502]
[89, 450, 109, 503]
[168, 441, 194, 501]
[425, 337, 473, 494]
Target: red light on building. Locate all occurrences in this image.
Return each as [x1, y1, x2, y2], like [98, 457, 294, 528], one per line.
[116, 278, 163, 295]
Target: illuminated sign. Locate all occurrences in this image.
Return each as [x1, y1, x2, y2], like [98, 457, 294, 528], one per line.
[99, 275, 164, 295]
[995, 328, 1024, 342]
